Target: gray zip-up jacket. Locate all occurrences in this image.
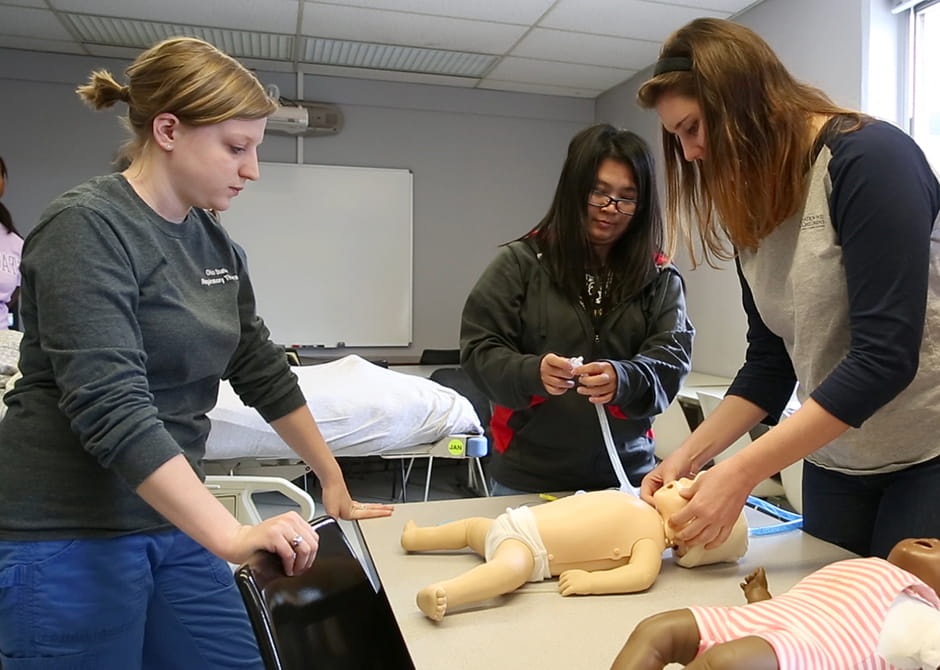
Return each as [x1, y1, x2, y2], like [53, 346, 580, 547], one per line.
[461, 240, 693, 492]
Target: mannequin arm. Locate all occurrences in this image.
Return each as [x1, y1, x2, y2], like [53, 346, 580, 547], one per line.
[558, 537, 663, 595]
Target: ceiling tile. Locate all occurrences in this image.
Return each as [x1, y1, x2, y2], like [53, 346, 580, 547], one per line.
[0, 0, 773, 99]
[486, 56, 636, 91]
[0, 0, 49, 7]
[511, 27, 660, 70]
[301, 3, 527, 53]
[542, 0, 729, 42]
[305, 0, 556, 24]
[296, 61, 480, 87]
[0, 6, 73, 39]
[657, 0, 761, 12]
[48, 0, 298, 35]
[62, 14, 297, 62]
[298, 37, 494, 76]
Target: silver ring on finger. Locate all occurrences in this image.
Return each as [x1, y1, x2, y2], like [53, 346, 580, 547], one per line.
[289, 534, 304, 548]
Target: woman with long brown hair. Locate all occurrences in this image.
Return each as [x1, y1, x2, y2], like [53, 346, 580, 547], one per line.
[637, 18, 940, 559]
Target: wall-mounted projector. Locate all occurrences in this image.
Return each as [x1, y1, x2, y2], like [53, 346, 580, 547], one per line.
[266, 102, 343, 137]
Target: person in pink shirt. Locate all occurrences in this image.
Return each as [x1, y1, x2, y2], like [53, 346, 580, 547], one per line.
[610, 537, 940, 670]
[0, 156, 23, 330]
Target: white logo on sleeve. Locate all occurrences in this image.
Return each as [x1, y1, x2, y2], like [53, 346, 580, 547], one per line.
[201, 267, 239, 287]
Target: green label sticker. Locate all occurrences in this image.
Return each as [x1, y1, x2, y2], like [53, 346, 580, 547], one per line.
[447, 439, 465, 456]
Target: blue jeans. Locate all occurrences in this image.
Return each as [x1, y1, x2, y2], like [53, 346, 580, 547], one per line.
[0, 530, 263, 670]
[802, 453, 940, 558]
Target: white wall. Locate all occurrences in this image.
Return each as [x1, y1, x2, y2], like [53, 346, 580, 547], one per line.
[1, 0, 905, 368]
[737, 0, 865, 109]
[862, 0, 908, 127]
[0, 52, 126, 230]
[0, 48, 593, 361]
[595, 0, 883, 377]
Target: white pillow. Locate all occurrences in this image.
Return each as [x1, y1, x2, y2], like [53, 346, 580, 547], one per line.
[205, 354, 483, 460]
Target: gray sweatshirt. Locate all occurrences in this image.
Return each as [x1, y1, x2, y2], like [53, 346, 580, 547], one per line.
[0, 174, 305, 539]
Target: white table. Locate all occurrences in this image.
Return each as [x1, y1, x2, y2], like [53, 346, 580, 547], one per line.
[357, 494, 855, 670]
[676, 371, 734, 403]
[682, 371, 735, 388]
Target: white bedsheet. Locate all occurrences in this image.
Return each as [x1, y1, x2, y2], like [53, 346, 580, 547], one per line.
[205, 354, 483, 460]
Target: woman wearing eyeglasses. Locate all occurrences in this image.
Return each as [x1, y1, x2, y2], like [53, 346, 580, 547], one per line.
[460, 123, 694, 496]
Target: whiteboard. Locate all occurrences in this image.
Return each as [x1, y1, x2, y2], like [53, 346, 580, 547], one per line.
[222, 162, 413, 347]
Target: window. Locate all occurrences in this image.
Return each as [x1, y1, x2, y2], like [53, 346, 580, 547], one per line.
[911, 1, 940, 169]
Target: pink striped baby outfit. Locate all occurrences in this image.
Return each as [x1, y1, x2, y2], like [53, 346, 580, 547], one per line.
[690, 558, 939, 669]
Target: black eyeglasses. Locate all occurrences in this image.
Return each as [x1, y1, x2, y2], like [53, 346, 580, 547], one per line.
[587, 189, 637, 216]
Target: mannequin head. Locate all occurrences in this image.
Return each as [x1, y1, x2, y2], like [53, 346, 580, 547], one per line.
[652, 476, 749, 568]
[888, 538, 940, 594]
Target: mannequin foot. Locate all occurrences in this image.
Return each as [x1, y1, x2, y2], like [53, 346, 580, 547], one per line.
[741, 567, 772, 603]
[417, 584, 448, 621]
[401, 520, 421, 551]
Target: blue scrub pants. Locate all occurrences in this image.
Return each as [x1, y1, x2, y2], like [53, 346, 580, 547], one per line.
[801, 453, 940, 559]
[0, 529, 264, 669]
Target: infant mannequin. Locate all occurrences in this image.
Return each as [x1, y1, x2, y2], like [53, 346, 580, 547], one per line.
[400, 477, 748, 621]
[609, 537, 940, 670]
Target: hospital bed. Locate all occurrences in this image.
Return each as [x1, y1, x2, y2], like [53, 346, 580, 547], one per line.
[204, 354, 489, 509]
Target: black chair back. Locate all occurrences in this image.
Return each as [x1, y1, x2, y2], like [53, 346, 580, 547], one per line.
[418, 348, 460, 365]
[429, 367, 492, 439]
[236, 516, 414, 670]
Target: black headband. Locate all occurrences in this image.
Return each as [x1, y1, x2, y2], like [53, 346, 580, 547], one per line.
[653, 56, 693, 76]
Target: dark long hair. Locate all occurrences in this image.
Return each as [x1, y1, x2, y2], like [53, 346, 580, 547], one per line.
[0, 156, 17, 236]
[520, 123, 664, 308]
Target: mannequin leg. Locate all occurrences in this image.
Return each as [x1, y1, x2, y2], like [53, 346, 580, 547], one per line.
[686, 637, 778, 670]
[416, 538, 534, 621]
[609, 609, 700, 670]
[401, 517, 492, 554]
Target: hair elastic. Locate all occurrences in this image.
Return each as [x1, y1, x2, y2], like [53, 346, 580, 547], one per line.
[653, 56, 693, 76]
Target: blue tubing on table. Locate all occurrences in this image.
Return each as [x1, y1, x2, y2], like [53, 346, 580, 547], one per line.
[746, 495, 803, 536]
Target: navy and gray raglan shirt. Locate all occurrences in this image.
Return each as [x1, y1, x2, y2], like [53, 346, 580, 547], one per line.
[730, 119, 940, 474]
[0, 174, 306, 539]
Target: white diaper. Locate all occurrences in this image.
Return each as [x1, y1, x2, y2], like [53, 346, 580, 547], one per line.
[878, 593, 940, 669]
[484, 506, 552, 582]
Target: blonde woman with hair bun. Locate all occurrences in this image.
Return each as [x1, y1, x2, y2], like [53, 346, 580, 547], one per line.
[0, 36, 391, 669]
